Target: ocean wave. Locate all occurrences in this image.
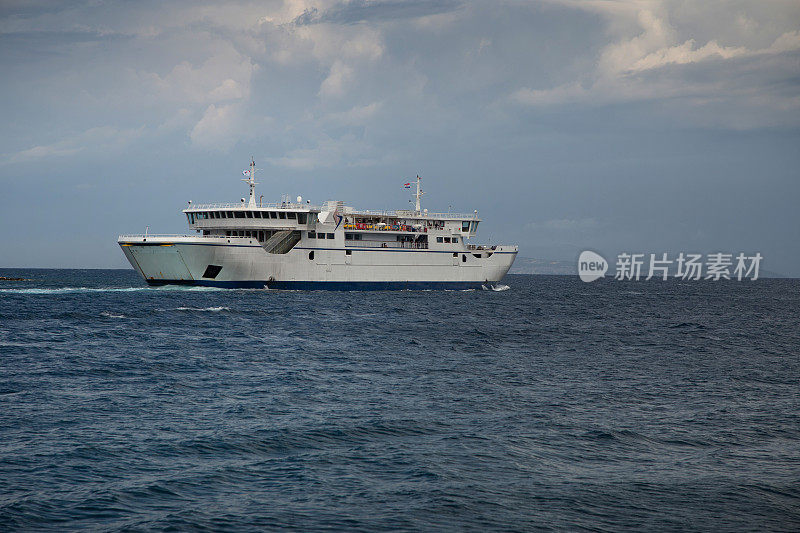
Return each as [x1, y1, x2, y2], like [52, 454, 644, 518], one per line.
[175, 306, 230, 312]
[0, 286, 226, 295]
[482, 283, 510, 291]
[100, 311, 126, 319]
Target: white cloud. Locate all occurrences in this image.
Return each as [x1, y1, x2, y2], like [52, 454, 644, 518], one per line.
[189, 104, 243, 151]
[137, 43, 256, 105]
[767, 30, 800, 54]
[628, 39, 747, 72]
[323, 102, 383, 126]
[267, 133, 387, 170]
[509, 2, 800, 126]
[3, 127, 144, 164]
[319, 60, 354, 98]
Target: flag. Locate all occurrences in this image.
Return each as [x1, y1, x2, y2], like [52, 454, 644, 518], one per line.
[404, 182, 411, 188]
[243, 170, 251, 176]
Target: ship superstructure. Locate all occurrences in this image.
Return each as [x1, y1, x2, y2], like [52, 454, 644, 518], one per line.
[118, 160, 517, 289]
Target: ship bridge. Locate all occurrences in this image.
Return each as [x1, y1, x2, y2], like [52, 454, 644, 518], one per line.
[180, 170, 483, 256]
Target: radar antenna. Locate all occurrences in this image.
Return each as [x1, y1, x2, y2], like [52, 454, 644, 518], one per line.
[242, 157, 259, 208]
[414, 174, 424, 213]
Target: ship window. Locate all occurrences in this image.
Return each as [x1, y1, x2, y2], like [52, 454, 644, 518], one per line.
[346, 250, 352, 256]
[203, 230, 210, 235]
[462, 254, 466, 262]
[308, 231, 316, 239]
[308, 251, 314, 260]
[287, 212, 296, 219]
[216, 212, 222, 219]
[354, 233, 362, 241]
[202, 265, 222, 279]
[269, 212, 277, 219]
[472, 221, 478, 232]
[345, 233, 353, 240]
[318, 233, 326, 239]
[453, 252, 458, 257]
[437, 237, 443, 243]
[235, 211, 245, 218]
[444, 237, 451, 243]
[298, 213, 307, 224]
[462, 221, 470, 232]
[327, 233, 334, 239]
[226, 231, 231, 236]
[279, 212, 286, 219]
[452, 237, 459, 243]
[254, 211, 261, 218]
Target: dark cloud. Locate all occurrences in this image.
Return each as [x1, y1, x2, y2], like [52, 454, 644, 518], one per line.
[0, 1, 798, 274]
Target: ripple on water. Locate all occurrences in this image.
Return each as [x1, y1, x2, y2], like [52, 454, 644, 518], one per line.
[1, 270, 799, 531]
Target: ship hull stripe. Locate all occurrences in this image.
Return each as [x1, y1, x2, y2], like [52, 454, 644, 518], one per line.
[144, 279, 487, 290]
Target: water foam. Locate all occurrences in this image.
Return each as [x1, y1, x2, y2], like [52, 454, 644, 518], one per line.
[481, 283, 510, 291]
[175, 306, 231, 312]
[0, 286, 226, 295]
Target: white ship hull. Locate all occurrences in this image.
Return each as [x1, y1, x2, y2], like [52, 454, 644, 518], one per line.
[119, 235, 516, 290]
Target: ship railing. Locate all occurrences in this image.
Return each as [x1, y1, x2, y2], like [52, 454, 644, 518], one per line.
[347, 209, 476, 219]
[187, 202, 320, 210]
[118, 234, 249, 240]
[342, 223, 428, 233]
[345, 240, 429, 249]
[466, 244, 498, 251]
[185, 203, 477, 219]
[118, 234, 194, 239]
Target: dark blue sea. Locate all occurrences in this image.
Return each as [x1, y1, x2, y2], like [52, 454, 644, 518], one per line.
[1, 269, 798, 531]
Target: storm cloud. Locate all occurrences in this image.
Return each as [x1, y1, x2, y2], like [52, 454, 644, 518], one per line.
[1, 0, 798, 274]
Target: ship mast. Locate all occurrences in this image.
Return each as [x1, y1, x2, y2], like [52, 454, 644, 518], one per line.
[414, 174, 424, 213]
[242, 157, 258, 208]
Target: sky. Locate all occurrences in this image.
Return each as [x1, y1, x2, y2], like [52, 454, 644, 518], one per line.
[1, 0, 799, 275]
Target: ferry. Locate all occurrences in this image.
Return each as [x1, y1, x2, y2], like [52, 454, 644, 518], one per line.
[118, 160, 517, 289]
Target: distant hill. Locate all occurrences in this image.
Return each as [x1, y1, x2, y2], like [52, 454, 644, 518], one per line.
[509, 257, 574, 275]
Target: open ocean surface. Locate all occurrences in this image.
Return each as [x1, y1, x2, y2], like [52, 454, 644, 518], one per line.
[1, 269, 799, 531]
